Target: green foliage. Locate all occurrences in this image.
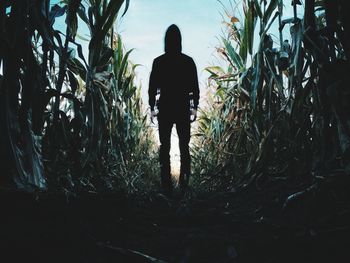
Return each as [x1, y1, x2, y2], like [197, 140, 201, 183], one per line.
[192, 0, 350, 192]
[0, 0, 158, 193]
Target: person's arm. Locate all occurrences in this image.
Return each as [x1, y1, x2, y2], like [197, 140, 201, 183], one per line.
[148, 59, 158, 111]
[190, 59, 200, 109]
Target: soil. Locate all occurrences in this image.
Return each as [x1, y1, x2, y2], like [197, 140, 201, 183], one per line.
[1, 173, 350, 263]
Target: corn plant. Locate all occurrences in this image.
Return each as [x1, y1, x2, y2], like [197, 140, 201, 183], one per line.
[104, 34, 159, 193]
[0, 0, 158, 192]
[192, 0, 350, 191]
[41, 0, 134, 190]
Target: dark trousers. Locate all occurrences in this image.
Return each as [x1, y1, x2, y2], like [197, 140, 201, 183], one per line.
[158, 113, 191, 191]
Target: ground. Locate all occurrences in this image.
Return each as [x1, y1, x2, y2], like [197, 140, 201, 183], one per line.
[1, 173, 350, 263]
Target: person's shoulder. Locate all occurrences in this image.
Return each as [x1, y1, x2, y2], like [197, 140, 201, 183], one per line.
[180, 53, 195, 64]
[153, 54, 166, 63]
[180, 53, 194, 61]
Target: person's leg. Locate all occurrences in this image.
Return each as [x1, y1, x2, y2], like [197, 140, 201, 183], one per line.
[176, 117, 191, 190]
[158, 116, 173, 195]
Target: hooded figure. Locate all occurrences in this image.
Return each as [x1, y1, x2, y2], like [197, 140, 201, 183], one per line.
[149, 24, 200, 196]
[164, 24, 182, 54]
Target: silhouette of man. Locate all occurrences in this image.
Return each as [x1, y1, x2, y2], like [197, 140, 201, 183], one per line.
[149, 24, 199, 196]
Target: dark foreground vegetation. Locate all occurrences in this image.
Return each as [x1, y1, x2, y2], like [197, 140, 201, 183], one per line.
[1, 173, 350, 262]
[1, 0, 350, 262]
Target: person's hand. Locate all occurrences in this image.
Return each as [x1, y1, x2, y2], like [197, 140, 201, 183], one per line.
[151, 110, 157, 124]
[190, 108, 197, 122]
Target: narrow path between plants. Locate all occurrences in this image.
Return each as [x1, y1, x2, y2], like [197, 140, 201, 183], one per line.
[1, 173, 350, 263]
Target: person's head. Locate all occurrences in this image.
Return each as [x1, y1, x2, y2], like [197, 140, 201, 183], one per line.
[164, 24, 182, 54]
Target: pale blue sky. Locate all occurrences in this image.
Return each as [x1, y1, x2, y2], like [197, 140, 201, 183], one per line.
[118, 0, 224, 106]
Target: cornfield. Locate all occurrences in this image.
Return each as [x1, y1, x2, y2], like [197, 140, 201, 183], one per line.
[0, 0, 349, 194]
[1, 2, 350, 262]
[0, 0, 158, 193]
[192, 0, 350, 191]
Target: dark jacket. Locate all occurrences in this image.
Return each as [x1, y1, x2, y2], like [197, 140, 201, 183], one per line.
[148, 25, 199, 116]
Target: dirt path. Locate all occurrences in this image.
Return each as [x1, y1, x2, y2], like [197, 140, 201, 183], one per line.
[1, 175, 350, 262]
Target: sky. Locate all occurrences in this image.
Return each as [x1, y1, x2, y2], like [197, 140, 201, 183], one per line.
[118, 0, 224, 107]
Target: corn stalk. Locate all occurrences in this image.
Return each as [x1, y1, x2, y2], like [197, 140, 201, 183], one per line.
[193, 0, 350, 191]
[0, 0, 158, 192]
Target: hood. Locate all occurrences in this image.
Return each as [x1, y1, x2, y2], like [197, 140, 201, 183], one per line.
[164, 24, 182, 54]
